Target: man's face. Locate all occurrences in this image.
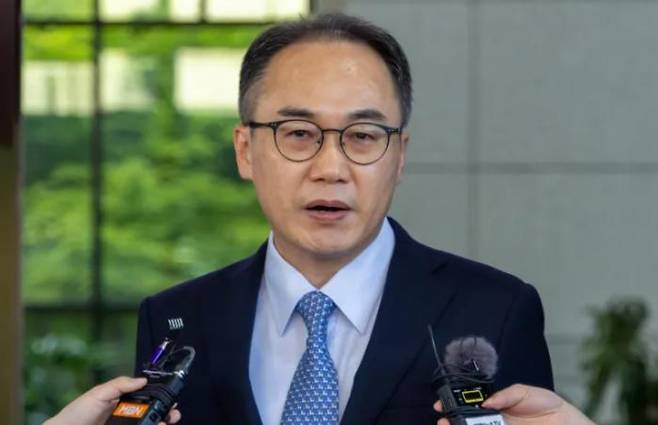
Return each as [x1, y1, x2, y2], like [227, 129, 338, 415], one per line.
[234, 40, 408, 265]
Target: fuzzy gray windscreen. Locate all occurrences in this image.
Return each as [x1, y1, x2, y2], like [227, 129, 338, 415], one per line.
[443, 336, 498, 378]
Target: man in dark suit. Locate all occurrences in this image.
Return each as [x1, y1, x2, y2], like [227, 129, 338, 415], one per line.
[135, 13, 553, 425]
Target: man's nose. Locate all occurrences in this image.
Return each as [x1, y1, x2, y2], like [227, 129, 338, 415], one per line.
[307, 131, 350, 183]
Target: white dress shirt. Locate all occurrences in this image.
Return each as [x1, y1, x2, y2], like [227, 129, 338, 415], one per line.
[249, 218, 395, 425]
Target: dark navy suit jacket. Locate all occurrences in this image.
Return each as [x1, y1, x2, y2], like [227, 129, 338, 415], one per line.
[135, 219, 553, 424]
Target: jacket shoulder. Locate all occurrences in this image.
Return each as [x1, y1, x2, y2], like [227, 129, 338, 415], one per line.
[439, 249, 531, 293]
[390, 216, 530, 290]
[400, 230, 533, 298]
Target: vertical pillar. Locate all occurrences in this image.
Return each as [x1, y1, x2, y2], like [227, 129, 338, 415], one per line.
[0, 1, 23, 424]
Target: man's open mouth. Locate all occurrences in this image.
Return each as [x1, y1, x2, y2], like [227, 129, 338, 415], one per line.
[305, 200, 350, 213]
[307, 206, 346, 212]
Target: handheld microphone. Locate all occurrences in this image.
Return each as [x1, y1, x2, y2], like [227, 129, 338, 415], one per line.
[428, 328, 506, 425]
[105, 318, 195, 425]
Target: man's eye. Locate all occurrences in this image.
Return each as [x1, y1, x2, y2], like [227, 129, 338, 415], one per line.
[288, 130, 312, 138]
[352, 132, 376, 142]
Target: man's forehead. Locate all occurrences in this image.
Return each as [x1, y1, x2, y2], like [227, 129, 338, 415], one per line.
[251, 39, 400, 122]
[265, 39, 387, 76]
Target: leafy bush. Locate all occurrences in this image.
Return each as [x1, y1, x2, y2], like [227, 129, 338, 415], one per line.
[24, 334, 116, 425]
[582, 298, 658, 425]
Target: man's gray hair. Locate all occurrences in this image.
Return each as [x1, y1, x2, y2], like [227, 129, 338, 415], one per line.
[238, 13, 413, 127]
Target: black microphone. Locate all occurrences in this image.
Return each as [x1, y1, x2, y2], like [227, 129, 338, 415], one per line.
[105, 318, 196, 425]
[428, 328, 507, 425]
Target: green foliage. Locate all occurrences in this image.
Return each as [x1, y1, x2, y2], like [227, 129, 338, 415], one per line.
[23, 163, 92, 302]
[23, 129, 269, 303]
[582, 298, 658, 425]
[23, 27, 92, 62]
[24, 0, 92, 20]
[24, 334, 115, 425]
[23, 116, 91, 184]
[23, 25, 268, 304]
[22, 21, 269, 424]
[104, 26, 263, 52]
[102, 155, 268, 300]
[23, 26, 262, 62]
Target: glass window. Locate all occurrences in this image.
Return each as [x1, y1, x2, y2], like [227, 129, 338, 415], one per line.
[100, 27, 268, 302]
[22, 27, 93, 304]
[22, 3, 309, 421]
[206, 0, 310, 21]
[24, 0, 93, 20]
[100, 0, 168, 21]
[175, 47, 243, 111]
[99, 0, 309, 22]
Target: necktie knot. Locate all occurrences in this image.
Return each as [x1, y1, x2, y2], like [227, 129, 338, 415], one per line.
[296, 291, 336, 338]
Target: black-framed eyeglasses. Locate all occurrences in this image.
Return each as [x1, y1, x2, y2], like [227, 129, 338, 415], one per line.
[247, 119, 402, 165]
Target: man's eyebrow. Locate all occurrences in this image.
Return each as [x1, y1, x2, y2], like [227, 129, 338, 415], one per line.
[276, 107, 316, 118]
[347, 108, 388, 122]
[275, 106, 389, 122]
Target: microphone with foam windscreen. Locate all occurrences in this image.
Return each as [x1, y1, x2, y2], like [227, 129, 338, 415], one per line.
[444, 336, 498, 379]
[428, 328, 507, 425]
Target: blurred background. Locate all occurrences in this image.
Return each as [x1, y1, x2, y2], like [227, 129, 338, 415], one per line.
[18, 0, 301, 423]
[1, 0, 657, 424]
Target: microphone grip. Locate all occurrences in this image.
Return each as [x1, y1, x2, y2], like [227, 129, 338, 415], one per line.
[105, 374, 183, 425]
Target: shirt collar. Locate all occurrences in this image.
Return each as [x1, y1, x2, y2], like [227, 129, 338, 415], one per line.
[263, 218, 395, 336]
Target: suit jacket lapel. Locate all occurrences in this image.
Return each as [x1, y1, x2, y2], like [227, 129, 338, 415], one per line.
[201, 220, 456, 425]
[203, 244, 266, 425]
[341, 220, 457, 425]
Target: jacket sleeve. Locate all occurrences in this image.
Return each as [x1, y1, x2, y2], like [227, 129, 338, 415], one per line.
[134, 296, 155, 376]
[495, 283, 554, 391]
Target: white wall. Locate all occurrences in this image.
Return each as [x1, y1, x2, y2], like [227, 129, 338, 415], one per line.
[341, 0, 658, 421]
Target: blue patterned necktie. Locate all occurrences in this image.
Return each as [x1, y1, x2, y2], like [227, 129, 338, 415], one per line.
[280, 291, 339, 425]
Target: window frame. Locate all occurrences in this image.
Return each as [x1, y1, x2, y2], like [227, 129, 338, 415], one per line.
[22, 0, 311, 359]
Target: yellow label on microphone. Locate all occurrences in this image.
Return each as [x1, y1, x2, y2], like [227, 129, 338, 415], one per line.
[112, 401, 149, 418]
[462, 389, 485, 403]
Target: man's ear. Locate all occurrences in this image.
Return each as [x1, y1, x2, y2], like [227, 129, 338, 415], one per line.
[234, 124, 254, 180]
[395, 131, 409, 185]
